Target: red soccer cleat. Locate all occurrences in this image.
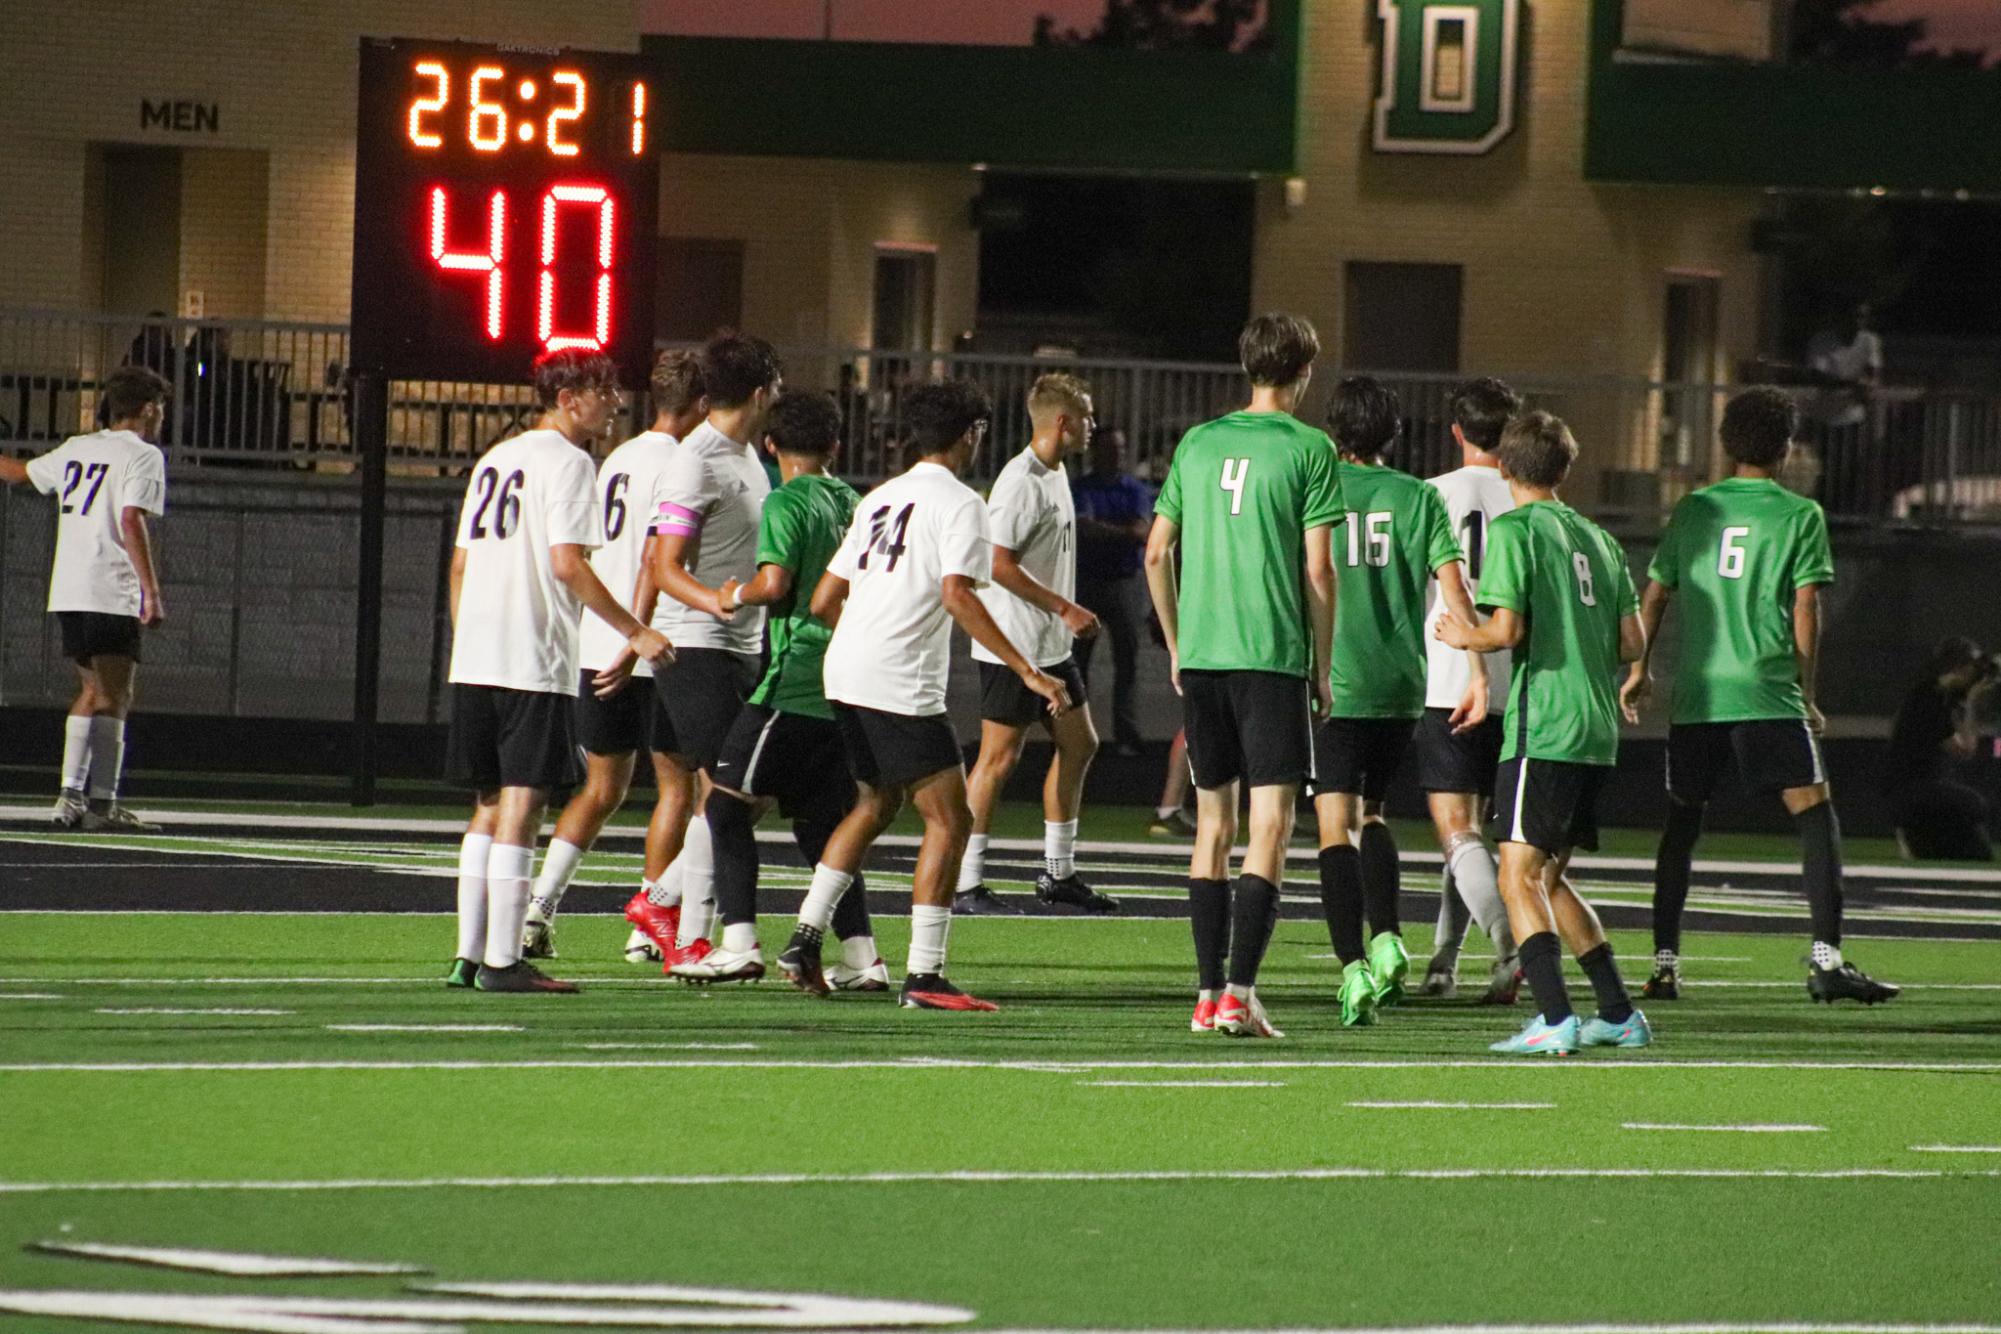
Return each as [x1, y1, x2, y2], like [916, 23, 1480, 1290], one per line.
[898, 973, 998, 1012]
[1190, 996, 1219, 1033]
[625, 891, 681, 957]
[662, 936, 712, 977]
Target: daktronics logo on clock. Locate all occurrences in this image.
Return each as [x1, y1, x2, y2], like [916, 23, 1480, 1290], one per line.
[349, 39, 661, 386]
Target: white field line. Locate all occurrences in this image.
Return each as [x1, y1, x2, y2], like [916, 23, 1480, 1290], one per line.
[0, 993, 62, 1000]
[2, 1057, 1998, 1074]
[0, 1166, 1995, 1196]
[1082, 1080, 1286, 1088]
[1624, 1123, 1827, 1133]
[1909, 1144, 2001, 1153]
[977, 1326, 2001, 1334]
[1348, 1101, 1554, 1110]
[96, 1008, 292, 1016]
[570, 1042, 761, 1051]
[324, 1024, 523, 1034]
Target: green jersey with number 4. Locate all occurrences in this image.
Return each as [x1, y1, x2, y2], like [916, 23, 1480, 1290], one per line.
[748, 472, 860, 720]
[1478, 500, 1638, 766]
[1327, 461, 1463, 718]
[1647, 476, 1834, 725]
[1155, 411, 1344, 678]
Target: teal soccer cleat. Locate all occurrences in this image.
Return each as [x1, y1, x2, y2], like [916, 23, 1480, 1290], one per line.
[1489, 1013, 1580, 1055]
[1580, 1009, 1654, 1049]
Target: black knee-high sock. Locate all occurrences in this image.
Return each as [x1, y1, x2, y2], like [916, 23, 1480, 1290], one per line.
[706, 789, 761, 927]
[1317, 846, 1365, 964]
[1795, 801, 1844, 947]
[1189, 878, 1230, 991]
[1577, 943, 1634, 1024]
[793, 814, 872, 941]
[1227, 874, 1282, 988]
[1517, 930, 1573, 1024]
[1653, 800, 1705, 955]
[1358, 822, 1401, 937]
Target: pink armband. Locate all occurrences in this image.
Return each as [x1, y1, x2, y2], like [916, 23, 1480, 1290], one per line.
[651, 502, 703, 537]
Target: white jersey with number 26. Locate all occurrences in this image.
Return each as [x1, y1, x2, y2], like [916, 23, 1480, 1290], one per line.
[1424, 464, 1515, 710]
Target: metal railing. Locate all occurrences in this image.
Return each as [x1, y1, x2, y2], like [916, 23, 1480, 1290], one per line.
[5, 307, 2001, 524]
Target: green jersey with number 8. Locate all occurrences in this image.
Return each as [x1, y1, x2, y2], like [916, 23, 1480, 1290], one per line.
[1326, 460, 1463, 718]
[1154, 411, 1344, 678]
[1477, 500, 1638, 766]
[1647, 476, 1834, 725]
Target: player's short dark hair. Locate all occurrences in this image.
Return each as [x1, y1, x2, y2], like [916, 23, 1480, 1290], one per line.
[1451, 376, 1523, 451]
[764, 392, 840, 457]
[1720, 386, 1799, 468]
[531, 348, 618, 409]
[700, 332, 783, 408]
[101, 365, 172, 421]
[1327, 376, 1401, 461]
[1237, 312, 1319, 387]
[1497, 410, 1577, 489]
[649, 350, 705, 415]
[902, 379, 993, 456]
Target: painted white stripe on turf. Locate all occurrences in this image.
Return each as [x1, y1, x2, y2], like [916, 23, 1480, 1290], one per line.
[324, 1024, 523, 1034]
[3, 1057, 1999, 1074]
[29, 1240, 426, 1277]
[1348, 1101, 1554, 1110]
[974, 1325, 2001, 1334]
[1083, 1080, 1286, 1088]
[1909, 1144, 2001, 1153]
[0, 993, 61, 1000]
[1624, 1123, 1827, 1133]
[0, 1166, 1993, 1196]
[96, 1008, 293, 1016]
[571, 1042, 761, 1051]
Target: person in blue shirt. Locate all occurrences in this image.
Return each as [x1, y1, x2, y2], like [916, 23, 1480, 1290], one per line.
[1071, 425, 1153, 755]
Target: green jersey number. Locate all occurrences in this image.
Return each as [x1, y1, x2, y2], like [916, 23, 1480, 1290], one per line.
[1572, 550, 1597, 607]
[1219, 457, 1250, 516]
[1718, 525, 1751, 580]
[1344, 511, 1393, 567]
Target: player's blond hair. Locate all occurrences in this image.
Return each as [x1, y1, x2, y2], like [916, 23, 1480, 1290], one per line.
[1027, 372, 1092, 424]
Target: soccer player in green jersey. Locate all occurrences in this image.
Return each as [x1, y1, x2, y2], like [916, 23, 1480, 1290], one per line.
[1622, 387, 1897, 1005]
[1146, 313, 1341, 1038]
[1436, 411, 1652, 1055]
[1314, 377, 1488, 1026]
[685, 393, 885, 988]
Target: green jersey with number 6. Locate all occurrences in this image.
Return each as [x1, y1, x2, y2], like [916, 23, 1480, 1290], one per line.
[748, 472, 861, 721]
[1647, 476, 1834, 725]
[1477, 500, 1638, 766]
[1155, 411, 1344, 678]
[1326, 461, 1463, 718]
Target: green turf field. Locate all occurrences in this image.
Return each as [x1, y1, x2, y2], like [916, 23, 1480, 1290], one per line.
[3, 888, 1999, 1333]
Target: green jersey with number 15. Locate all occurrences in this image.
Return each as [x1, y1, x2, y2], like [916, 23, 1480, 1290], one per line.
[1647, 476, 1834, 725]
[1155, 411, 1344, 678]
[1326, 460, 1463, 718]
[1477, 500, 1638, 766]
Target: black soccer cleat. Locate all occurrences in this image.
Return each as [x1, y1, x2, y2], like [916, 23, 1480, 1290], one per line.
[953, 885, 1023, 916]
[474, 961, 579, 994]
[1035, 872, 1119, 915]
[445, 958, 478, 989]
[777, 928, 831, 997]
[1808, 961, 1899, 1005]
[1641, 966, 1681, 1001]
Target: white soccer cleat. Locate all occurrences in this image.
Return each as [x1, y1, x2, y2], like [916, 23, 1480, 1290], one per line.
[1213, 990, 1283, 1039]
[51, 791, 87, 830]
[522, 915, 557, 960]
[828, 958, 891, 992]
[80, 803, 161, 834]
[623, 928, 663, 964]
[668, 944, 766, 984]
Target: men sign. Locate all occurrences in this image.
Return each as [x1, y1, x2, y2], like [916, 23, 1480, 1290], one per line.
[1373, 0, 1523, 155]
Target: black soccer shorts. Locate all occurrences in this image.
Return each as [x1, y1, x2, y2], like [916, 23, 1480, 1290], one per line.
[445, 684, 583, 792]
[1493, 755, 1606, 856]
[712, 703, 852, 816]
[57, 612, 142, 665]
[1180, 669, 1315, 791]
[1415, 708, 1504, 797]
[1312, 716, 1417, 802]
[651, 647, 761, 772]
[1666, 720, 1827, 805]
[977, 657, 1087, 728]
[833, 703, 966, 792]
[572, 669, 653, 757]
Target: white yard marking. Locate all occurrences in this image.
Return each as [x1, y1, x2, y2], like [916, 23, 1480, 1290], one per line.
[1082, 1080, 1286, 1088]
[97, 1008, 293, 1017]
[0, 993, 62, 1000]
[1623, 1123, 1827, 1133]
[1, 1057, 1997, 1074]
[1909, 1144, 2001, 1153]
[1348, 1101, 1553, 1110]
[30, 1240, 425, 1277]
[571, 1042, 761, 1051]
[324, 1024, 522, 1034]
[0, 1166, 1993, 1196]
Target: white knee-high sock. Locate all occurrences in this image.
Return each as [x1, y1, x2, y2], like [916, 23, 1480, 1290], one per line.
[908, 904, 952, 975]
[530, 838, 587, 919]
[799, 864, 854, 934]
[1433, 866, 1472, 959]
[60, 716, 92, 794]
[456, 833, 493, 963]
[957, 834, 988, 892]
[1447, 836, 1512, 954]
[484, 843, 535, 969]
[645, 861, 684, 907]
[673, 816, 716, 948]
[1044, 819, 1078, 879]
[86, 716, 125, 801]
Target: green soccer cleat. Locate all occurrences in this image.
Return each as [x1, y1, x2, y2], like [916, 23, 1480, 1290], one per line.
[445, 958, 477, 989]
[1338, 960, 1379, 1027]
[1489, 1013, 1580, 1056]
[1579, 1009, 1654, 1049]
[1367, 931, 1410, 1006]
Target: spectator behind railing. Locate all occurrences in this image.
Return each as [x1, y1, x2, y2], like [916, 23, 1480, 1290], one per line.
[1886, 637, 2000, 862]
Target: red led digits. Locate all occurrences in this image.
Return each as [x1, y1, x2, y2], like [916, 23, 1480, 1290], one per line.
[430, 187, 508, 340]
[469, 65, 507, 152]
[409, 62, 448, 148]
[538, 184, 615, 352]
[548, 71, 585, 157]
[631, 83, 646, 155]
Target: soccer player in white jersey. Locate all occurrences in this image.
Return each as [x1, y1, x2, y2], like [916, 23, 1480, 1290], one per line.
[0, 366, 171, 833]
[635, 333, 779, 973]
[778, 379, 1070, 1010]
[1417, 378, 1523, 1002]
[444, 350, 672, 994]
[957, 373, 1119, 917]
[521, 351, 708, 963]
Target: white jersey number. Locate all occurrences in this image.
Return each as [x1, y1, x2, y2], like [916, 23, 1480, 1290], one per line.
[1219, 457, 1250, 516]
[1572, 551, 1597, 607]
[467, 467, 524, 541]
[1718, 525, 1751, 580]
[1344, 511, 1393, 568]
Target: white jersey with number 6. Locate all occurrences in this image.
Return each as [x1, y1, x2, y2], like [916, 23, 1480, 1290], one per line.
[25, 429, 166, 616]
[1424, 464, 1515, 710]
[578, 429, 676, 677]
[449, 428, 604, 696]
[823, 461, 992, 718]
